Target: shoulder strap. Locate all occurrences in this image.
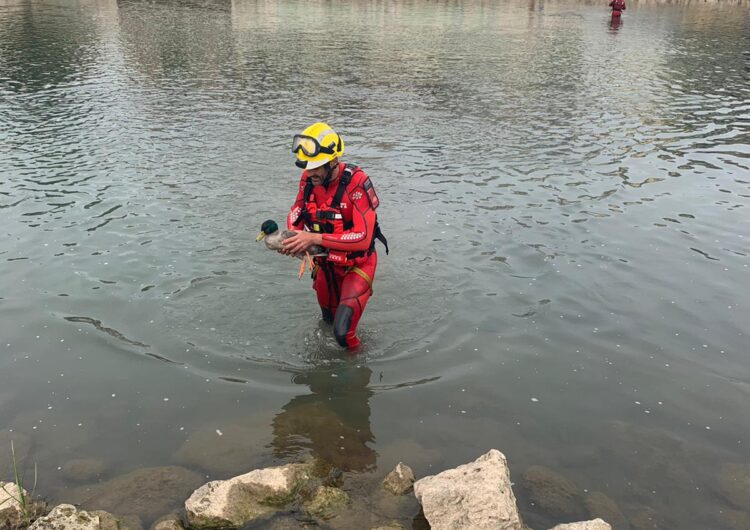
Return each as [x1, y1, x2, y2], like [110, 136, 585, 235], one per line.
[291, 178, 315, 228]
[303, 178, 314, 202]
[331, 164, 358, 209]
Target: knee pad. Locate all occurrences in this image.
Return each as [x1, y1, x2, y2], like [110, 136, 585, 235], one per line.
[321, 308, 333, 324]
[333, 305, 353, 347]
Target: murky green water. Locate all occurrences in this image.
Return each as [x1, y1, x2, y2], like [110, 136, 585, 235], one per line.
[1, 0, 749, 528]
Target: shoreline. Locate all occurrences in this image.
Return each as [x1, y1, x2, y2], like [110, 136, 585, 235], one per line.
[2, 450, 620, 530]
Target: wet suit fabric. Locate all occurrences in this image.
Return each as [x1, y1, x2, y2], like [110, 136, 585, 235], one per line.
[313, 253, 376, 351]
[287, 163, 378, 350]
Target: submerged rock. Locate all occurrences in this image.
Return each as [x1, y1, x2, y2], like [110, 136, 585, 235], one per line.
[718, 462, 750, 509]
[603, 422, 694, 489]
[626, 506, 667, 530]
[413, 449, 523, 530]
[185, 462, 312, 529]
[718, 508, 750, 530]
[174, 423, 271, 476]
[583, 492, 629, 530]
[304, 486, 349, 520]
[520, 465, 585, 520]
[68, 466, 203, 523]
[548, 519, 611, 530]
[61, 458, 108, 482]
[382, 463, 415, 496]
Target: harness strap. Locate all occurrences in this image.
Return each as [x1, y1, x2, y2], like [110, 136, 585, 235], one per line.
[331, 164, 357, 209]
[303, 179, 314, 201]
[301, 164, 355, 228]
[348, 266, 373, 295]
[293, 179, 315, 228]
[316, 211, 343, 221]
[374, 222, 389, 255]
[319, 260, 338, 302]
[301, 164, 389, 260]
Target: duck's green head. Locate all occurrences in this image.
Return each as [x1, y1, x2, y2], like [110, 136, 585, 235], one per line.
[256, 219, 279, 241]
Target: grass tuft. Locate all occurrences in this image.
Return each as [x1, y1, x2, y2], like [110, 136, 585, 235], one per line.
[1, 441, 44, 530]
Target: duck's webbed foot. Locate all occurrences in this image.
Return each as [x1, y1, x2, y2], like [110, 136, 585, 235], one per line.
[295, 252, 315, 280]
[306, 251, 315, 272]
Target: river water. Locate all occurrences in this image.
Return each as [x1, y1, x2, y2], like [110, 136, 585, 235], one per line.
[1, 0, 749, 528]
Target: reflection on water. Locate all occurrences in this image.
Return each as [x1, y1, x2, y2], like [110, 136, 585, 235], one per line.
[272, 363, 376, 473]
[1, 0, 750, 528]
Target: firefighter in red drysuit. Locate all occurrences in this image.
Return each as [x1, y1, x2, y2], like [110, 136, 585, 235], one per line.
[281, 122, 388, 352]
[609, 0, 625, 18]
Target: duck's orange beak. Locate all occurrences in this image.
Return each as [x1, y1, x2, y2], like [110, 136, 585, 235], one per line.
[255, 231, 266, 242]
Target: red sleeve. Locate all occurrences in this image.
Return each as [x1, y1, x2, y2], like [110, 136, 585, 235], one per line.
[286, 172, 307, 230]
[321, 173, 376, 252]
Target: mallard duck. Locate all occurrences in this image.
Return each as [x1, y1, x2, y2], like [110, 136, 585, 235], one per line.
[256, 219, 326, 279]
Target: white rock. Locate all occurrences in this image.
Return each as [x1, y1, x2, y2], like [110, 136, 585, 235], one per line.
[548, 519, 612, 530]
[0, 481, 28, 527]
[413, 449, 523, 530]
[185, 463, 311, 528]
[28, 504, 119, 530]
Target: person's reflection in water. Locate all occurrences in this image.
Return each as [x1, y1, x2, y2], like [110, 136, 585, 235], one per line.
[271, 363, 376, 473]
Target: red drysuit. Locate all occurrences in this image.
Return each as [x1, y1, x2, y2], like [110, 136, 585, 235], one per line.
[287, 163, 385, 351]
[610, 0, 626, 17]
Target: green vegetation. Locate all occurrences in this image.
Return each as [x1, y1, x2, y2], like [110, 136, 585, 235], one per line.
[1, 441, 43, 530]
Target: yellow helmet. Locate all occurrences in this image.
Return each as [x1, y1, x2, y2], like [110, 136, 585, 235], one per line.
[291, 122, 344, 170]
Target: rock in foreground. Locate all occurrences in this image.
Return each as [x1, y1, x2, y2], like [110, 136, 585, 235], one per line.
[1, 481, 46, 527]
[28, 504, 139, 530]
[1, 481, 29, 528]
[185, 462, 312, 529]
[413, 449, 523, 530]
[304, 486, 349, 519]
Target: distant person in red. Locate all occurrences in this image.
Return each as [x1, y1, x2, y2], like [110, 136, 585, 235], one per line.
[610, 0, 626, 18]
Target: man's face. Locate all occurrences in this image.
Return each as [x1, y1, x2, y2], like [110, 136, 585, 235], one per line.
[306, 160, 336, 186]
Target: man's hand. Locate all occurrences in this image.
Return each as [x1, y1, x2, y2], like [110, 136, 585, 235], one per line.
[281, 231, 323, 256]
